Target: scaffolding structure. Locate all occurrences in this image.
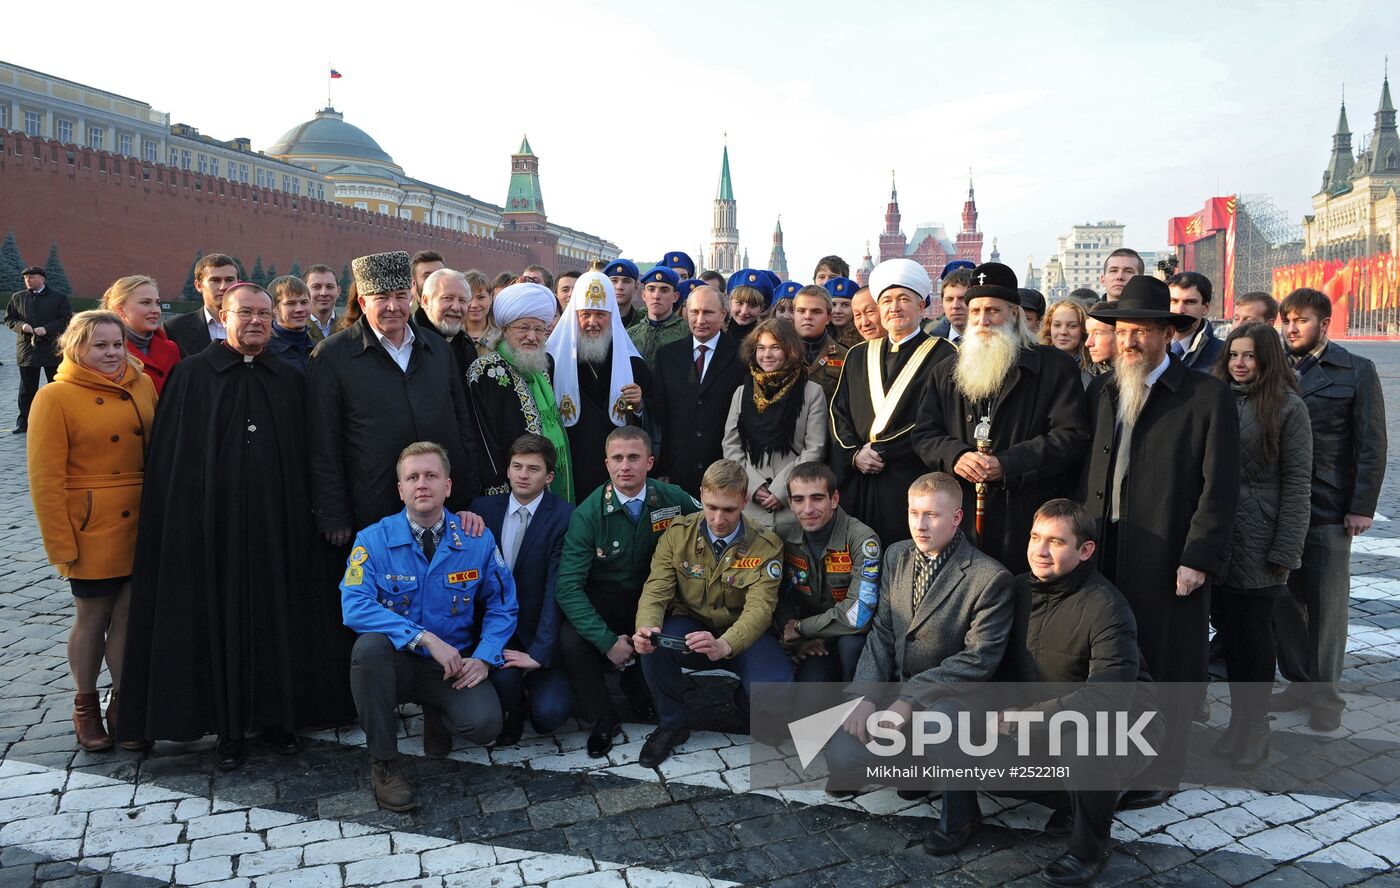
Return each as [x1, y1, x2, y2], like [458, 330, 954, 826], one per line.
[1235, 194, 1304, 295]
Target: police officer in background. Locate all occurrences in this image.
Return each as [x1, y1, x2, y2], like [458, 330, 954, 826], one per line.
[341, 441, 519, 812]
[774, 462, 881, 682]
[554, 426, 700, 758]
[634, 459, 791, 768]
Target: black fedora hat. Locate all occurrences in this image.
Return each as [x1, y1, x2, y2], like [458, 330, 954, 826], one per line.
[1090, 276, 1193, 330]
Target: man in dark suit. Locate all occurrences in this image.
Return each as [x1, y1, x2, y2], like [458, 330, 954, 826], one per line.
[650, 285, 745, 497]
[4, 266, 72, 433]
[164, 253, 239, 358]
[471, 434, 574, 747]
[1167, 272, 1224, 371]
[1273, 288, 1387, 731]
[822, 473, 1014, 838]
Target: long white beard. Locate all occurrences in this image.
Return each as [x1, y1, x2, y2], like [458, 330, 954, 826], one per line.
[1113, 351, 1152, 426]
[578, 329, 612, 366]
[954, 324, 1020, 401]
[512, 344, 549, 377]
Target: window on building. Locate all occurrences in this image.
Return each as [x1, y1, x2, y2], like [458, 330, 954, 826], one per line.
[144, 140, 157, 162]
[239, 164, 249, 183]
[198, 155, 208, 174]
[378, 203, 389, 215]
[256, 169, 266, 187]
[168, 148, 177, 166]
[180, 150, 191, 170]
[291, 178, 300, 195]
[401, 209, 413, 220]
[354, 200, 368, 210]
[118, 133, 133, 156]
[210, 158, 219, 177]
[57, 120, 73, 143]
[23, 110, 41, 136]
[0, 106, 7, 129]
[88, 127, 104, 150]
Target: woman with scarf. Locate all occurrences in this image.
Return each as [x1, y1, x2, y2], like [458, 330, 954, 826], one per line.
[28, 311, 158, 751]
[1211, 322, 1312, 769]
[101, 276, 180, 395]
[267, 275, 316, 373]
[722, 318, 828, 527]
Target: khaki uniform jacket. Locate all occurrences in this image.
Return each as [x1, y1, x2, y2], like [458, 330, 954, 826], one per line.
[636, 513, 784, 656]
[774, 508, 881, 639]
[805, 334, 849, 405]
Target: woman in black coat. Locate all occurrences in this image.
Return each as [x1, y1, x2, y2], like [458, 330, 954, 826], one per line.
[1211, 323, 1312, 768]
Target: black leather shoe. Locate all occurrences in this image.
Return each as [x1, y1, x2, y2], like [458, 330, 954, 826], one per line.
[1309, 708, 1342, 732]
[586, 717, 622, 758]
[10, 426, 26, 435]
[1268, 689, 1307, 712]
[922, 820, 979, 855]
[262, 727, 301, 755]
[1041, 850, 1110, 886]
[215, 738, 245, 771]
[1117, 789, 1172, 810]
[494, 708, 526, 748]
[1044, 807, 1073, 838]
[638, 726, 690, 768]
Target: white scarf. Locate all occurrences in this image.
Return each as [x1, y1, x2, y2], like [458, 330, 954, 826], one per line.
[545, 271, 642, 428]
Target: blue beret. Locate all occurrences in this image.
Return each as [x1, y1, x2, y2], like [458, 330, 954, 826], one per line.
[726, 268, 776, 308]
[662, 252, 696, 276]
[640, 266, 681, 288]
[823, 277, 858, 299]
[676, 278, 706, 304]
[603, 258, 639, 281]
[763, 270, 782, 290]
[776, 280, 803, 300]
[939, 260, 976, 280]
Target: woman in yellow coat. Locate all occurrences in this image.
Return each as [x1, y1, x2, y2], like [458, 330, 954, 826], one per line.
[28, 309, 157, 751]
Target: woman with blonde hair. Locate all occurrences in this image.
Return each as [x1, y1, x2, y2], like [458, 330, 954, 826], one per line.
[722, 318, 827, 527]
[463, 269, 501, 352]
[101, 275, 181, 394]
[1039, 299, 1094, 386]
[28, 310, 157, 751]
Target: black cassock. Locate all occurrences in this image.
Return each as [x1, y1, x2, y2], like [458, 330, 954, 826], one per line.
[829, 331, 955, 545]
[118, 343, 354, 742]
[565, 351, 652, 501]
[466, 352, 553, 494]
[912, 344, 1090, 575]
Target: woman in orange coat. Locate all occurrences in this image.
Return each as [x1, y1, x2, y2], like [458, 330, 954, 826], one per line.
[28, 310, 157, 750]
[101, 275, 181, 395]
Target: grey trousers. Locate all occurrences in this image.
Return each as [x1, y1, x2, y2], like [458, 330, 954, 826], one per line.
[349, 633, 502, 761]
[1275, 523, 1352, 713]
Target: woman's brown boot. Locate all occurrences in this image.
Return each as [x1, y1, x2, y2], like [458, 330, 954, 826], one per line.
[73, 692, 113, 751]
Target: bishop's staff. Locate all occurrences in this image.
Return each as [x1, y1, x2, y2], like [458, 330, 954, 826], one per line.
[973, 416, 992, 543]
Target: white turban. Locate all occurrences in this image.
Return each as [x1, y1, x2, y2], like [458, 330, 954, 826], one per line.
[868, 258, 932, 304]
[546, 271, 643, 429]
[492, 282, 556, 329]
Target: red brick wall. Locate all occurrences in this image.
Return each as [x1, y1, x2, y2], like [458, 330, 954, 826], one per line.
[0, 131, 562, 299]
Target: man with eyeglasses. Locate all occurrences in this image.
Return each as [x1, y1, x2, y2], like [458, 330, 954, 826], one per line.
[307, 251, 484, 553]
[466, 282, 575, 498]
[120, 283, 322, 769]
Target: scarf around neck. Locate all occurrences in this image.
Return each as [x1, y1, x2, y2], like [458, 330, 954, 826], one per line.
[125, 326, 154, 355]
[737, 362, 804, 465]
[499, 343, 574, 502]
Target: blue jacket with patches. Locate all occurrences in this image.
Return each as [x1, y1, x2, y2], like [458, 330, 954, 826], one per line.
[340, 508, 519, 666]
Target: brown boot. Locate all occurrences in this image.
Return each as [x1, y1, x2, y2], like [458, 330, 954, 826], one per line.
[421, 705, 451, 759]
[73, 692, 113, 752]
[371, 759, 416, 811]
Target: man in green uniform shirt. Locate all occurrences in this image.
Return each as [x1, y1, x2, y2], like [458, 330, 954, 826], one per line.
[555, 426, 700, 757]
[774, 462, 881, 682]
[633, 459, 792, 767]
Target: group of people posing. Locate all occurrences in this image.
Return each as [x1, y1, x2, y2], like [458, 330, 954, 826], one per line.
[17, 242, 1385, 887]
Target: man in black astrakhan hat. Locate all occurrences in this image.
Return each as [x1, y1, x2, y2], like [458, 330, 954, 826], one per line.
[1076, 275, 1239, 807]
[913, 262, 1090, 575]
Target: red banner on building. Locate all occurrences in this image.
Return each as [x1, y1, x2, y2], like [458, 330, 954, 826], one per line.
[1168, 196, 1237, 316]
[1272, 250, 1400, 338]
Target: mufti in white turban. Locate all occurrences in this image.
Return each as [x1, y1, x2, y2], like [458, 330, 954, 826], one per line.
[868, 258, 932, 304]
[546, 271, 643, 428]
[491, 282, 557, 330]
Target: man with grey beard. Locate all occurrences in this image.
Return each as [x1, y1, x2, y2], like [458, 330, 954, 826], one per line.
[416, 268, 481, 391]
[913, 262, 1089, 575]
[1077, 275, 1238, 808]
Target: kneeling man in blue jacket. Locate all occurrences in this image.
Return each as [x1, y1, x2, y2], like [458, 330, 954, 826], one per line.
[342, 440, 518, 812]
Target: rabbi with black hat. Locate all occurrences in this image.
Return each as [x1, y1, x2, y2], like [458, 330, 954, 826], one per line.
[1077, 275, 1239, 807]
[913, 262, 1090, 575]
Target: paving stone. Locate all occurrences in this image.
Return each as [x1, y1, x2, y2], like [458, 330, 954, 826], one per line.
[479, 787, 529, 813]
[0, 810, 87, 843]
[81, 823, 184, 856]
[251, 864, 343, 888]
[1236, 824, 1326, 861]
[1197, 847, 1278, 885]
[87, 801, 177, 830]
[186, 811, 251, 839]
[301, 834, 391, 865]
[420, 844, 497, 876]
[110, 843, 189, 868]
[233, 848, 304, 878]
[191, 832, 267, 859]
[265, 821, 343, 848]
[175, 854, 236, 884]
[526, 795, 599, 830]
[440, 865, 518, 888]
[517, 853, 594, 883]
[342, 854, 422, 885]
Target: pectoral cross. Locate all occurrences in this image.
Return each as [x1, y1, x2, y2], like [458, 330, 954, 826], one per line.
[977, 272, 987, 285]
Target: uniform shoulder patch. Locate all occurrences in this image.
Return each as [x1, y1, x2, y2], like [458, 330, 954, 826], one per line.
[732, 557, 762, 569]
[765, 560, 782, 580]
[494, 548, 507, 568]
[448, 570, 480, 583]
[344, 565, 364, 586]
[349, 546, 369, 565]
[862, 538, 880, 559]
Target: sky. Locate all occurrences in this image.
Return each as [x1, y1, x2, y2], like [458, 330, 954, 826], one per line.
[8, 0, 1399, 281]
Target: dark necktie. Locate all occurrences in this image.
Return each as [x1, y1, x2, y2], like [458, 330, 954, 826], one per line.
[695, 344, 708, 381]
[713, 538, 727, 561]
[421, 532, 436, 563]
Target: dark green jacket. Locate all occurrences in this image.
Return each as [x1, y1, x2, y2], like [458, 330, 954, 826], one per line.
[555, 478, 700, 653]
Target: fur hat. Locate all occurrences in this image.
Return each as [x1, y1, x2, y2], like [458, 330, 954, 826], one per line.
[351, 251, 412, 295]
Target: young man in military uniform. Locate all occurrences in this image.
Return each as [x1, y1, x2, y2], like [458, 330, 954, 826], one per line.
[633, 459, 791, 767]
[775, 462, 880, 682]
[627, 265, 690, 368]
[554, 426, 700, 757]
[341, 441, 519, 812]
[791, 285, 848, 404]
[604, 258, 642, 328]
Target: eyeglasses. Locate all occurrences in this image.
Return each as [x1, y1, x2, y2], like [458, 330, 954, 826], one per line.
[230, 309, 274, 321]
[507, 323, 549, 337]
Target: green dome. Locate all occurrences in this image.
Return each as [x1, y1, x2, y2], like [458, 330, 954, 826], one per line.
[266, 107, 394, 165]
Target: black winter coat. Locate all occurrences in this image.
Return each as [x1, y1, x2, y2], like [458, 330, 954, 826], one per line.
[1296, 342, 1387, 525]
[305, 317, 481, 532]
[1078, 355, 1239, 683]
[651, 333, 746, 497]
[5, 287, 72, 366]
[913, 344, 1090, 574]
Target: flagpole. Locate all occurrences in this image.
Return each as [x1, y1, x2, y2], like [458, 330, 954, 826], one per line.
[327, 61, 332, 108]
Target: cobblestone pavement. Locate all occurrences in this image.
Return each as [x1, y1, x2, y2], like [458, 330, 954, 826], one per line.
[1, 330, 1399, 887]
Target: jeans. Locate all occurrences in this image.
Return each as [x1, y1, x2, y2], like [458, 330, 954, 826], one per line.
[639, 614, 793, 731]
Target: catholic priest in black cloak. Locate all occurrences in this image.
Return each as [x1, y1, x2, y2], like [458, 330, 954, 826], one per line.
[546, 270, 652, 501]
[117, 283, 352, 769]
[829, 258, 955, 545]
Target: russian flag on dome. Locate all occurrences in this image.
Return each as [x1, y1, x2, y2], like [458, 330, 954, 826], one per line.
[330, 68, 343, 79]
